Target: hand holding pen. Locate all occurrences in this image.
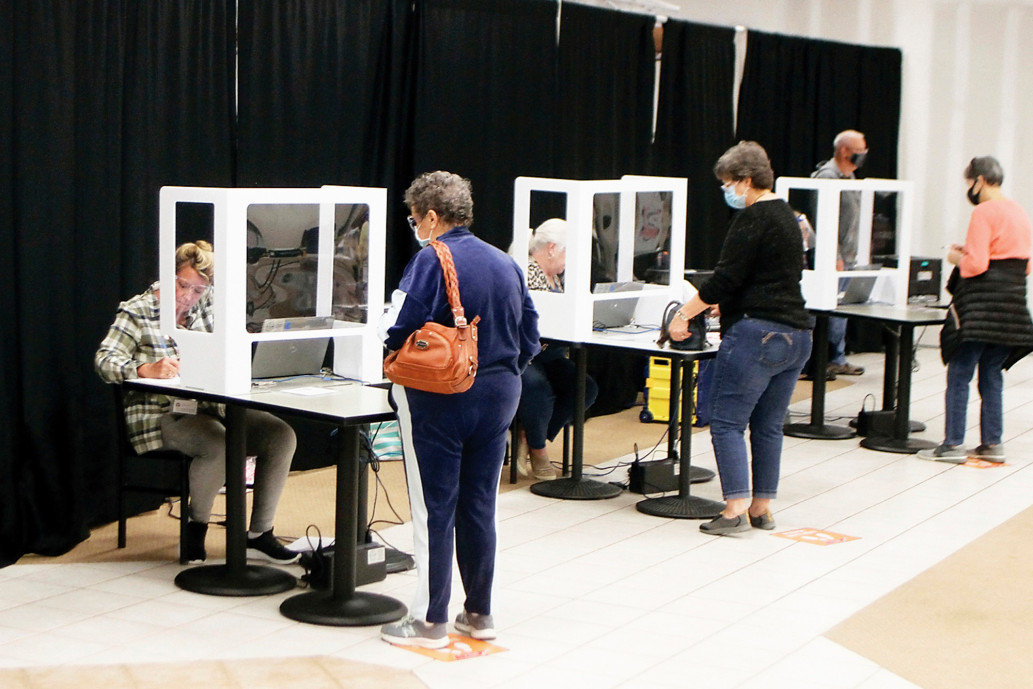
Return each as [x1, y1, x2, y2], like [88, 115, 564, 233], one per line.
[138, 336, 179, 379]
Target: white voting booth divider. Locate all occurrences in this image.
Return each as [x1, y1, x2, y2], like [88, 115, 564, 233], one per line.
[158, 185, 386, 395]
[512, 175, 688, 340]
[775, 176, 915, 310]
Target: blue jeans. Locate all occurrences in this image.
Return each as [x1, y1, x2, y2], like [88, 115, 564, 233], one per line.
[944, 341, 1011, 447]
[709, 317, 812, 501]
[828, 316, 848, 365]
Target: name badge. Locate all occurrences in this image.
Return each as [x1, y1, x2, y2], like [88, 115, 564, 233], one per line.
[172, 399, 198, 415]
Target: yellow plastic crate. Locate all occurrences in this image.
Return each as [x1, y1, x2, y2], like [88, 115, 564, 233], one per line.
[641, 357, 696, 424]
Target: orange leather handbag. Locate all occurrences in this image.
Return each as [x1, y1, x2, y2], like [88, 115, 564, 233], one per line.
[383, 241, 480, 394]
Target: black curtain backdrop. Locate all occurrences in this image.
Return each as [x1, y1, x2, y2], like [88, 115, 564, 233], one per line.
[556, 3, 656, 180]
[553, 4, 659, 417]
[237, 0, 393, 189]
[651, 19, 737, 269]
[0, 0, 234, 566]
[409, 0, 559, 253]
[0, 3, 904, 567]
[736, 30, 901, 180]
[236, 0, 415, 288]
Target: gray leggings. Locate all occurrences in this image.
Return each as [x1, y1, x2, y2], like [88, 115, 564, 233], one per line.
[159, 410, 296, 533]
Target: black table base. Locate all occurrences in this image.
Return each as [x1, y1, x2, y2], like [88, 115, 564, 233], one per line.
[636, 356, 722, 520]
[688, 466, 715, 483]
[636, 494, 723, 519]
[783, 422, 856, 440]
[280, 589, 407, 627]
[849, 411, 926, 434]
[530, 477, 622, 500]
[784, 315, 857, 441]
[173, 406, 298, 596]
[860, 436, 937, 454]
[175, 564, 297, 597]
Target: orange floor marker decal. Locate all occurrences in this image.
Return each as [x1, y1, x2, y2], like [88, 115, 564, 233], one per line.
[391, 635, 507, 661]
[963, 458, 1006, 469]
[775, 527, 860, 545]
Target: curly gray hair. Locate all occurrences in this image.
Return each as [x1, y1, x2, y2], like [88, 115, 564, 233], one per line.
[404, 171, 474, 226]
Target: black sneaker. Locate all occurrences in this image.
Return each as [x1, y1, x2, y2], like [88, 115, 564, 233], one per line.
[246, 529, 300, 564]
[184, 521, 208, 563]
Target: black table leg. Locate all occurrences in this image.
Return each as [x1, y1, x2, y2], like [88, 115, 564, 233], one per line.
[175, 405, 298, 596]
[784, 313, 855, 439]
[861, 323, 936, 454]
[531, 344, 622, 500]
[637, 357, 723, 519]
[280, 425, 407, 625]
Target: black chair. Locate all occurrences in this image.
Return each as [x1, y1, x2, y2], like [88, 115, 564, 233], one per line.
[113, 384, 191, 563]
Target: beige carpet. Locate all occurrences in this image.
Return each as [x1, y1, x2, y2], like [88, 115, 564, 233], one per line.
[827, 504, 1033, 689]
[0, 656, 427, 689]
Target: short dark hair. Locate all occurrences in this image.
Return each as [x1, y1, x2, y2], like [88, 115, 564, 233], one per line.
[713, 141, 775, 190]
[964, 156, 1004, 186]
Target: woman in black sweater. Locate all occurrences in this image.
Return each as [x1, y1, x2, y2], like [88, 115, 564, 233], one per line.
[668, 141, 813, 535]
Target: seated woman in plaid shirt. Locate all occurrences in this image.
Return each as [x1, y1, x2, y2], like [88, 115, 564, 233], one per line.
[95, 240, 298, 564]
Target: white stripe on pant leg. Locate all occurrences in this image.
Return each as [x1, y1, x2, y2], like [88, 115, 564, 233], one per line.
[393, 384, 431, 621]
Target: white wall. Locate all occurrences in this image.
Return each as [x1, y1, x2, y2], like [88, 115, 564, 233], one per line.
[569, 0, 1033, 261]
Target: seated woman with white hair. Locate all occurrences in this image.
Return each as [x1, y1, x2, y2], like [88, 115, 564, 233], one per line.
[514, 218, 599, 479]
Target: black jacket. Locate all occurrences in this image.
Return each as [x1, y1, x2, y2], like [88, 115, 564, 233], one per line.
[940, 259, 1033, 369]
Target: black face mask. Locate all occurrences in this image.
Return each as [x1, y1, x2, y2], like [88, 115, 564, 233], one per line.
[850, 151, 867, 169]
[967, 181, 981, 206]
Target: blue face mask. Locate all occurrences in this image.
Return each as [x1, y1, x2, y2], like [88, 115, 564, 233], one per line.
[409, 215, 432, 247]
[722, 183, 747, 209]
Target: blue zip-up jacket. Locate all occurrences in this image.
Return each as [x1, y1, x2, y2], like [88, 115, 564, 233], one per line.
[385, 226, 540, 377]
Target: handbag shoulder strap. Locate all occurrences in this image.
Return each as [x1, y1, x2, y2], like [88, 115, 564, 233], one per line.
[429, 240, 468, 327]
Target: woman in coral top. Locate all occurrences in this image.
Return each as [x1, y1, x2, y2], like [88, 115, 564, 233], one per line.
[919, 156, 1033, 463]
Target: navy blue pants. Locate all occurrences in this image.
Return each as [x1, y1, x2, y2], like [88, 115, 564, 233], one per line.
[517, 355, 598, 449]
[392, 369, 520, 623]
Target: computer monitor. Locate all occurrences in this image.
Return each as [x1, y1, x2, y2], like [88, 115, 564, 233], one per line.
[908, 257, 941, 301]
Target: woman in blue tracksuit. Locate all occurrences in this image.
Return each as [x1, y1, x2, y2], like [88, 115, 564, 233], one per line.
[379, 171, 540, 648]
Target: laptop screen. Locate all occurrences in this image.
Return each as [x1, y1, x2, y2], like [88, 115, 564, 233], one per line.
[251, 316, 333, 380]
[592, 282, 645, 328]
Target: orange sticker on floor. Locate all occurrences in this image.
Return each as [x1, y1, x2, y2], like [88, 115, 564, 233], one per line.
[393, 635, 507, 661]
[964, 458, 1006, 468]
[775, 528, 860, 545]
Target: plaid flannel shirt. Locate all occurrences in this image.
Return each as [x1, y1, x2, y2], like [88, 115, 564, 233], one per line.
[94, 282, 219, 454]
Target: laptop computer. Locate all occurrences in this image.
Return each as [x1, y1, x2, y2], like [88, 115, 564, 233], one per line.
[592, 282, 645, 328]
[838, 265, 881, 305]
[251, 316, 333, 379]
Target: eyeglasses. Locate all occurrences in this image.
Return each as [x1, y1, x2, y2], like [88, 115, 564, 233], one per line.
[406, 215, 420, 232]
[176, 277, 210, 296]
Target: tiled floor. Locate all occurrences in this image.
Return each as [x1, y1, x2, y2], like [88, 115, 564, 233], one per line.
[3, 342, 1033, 688]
